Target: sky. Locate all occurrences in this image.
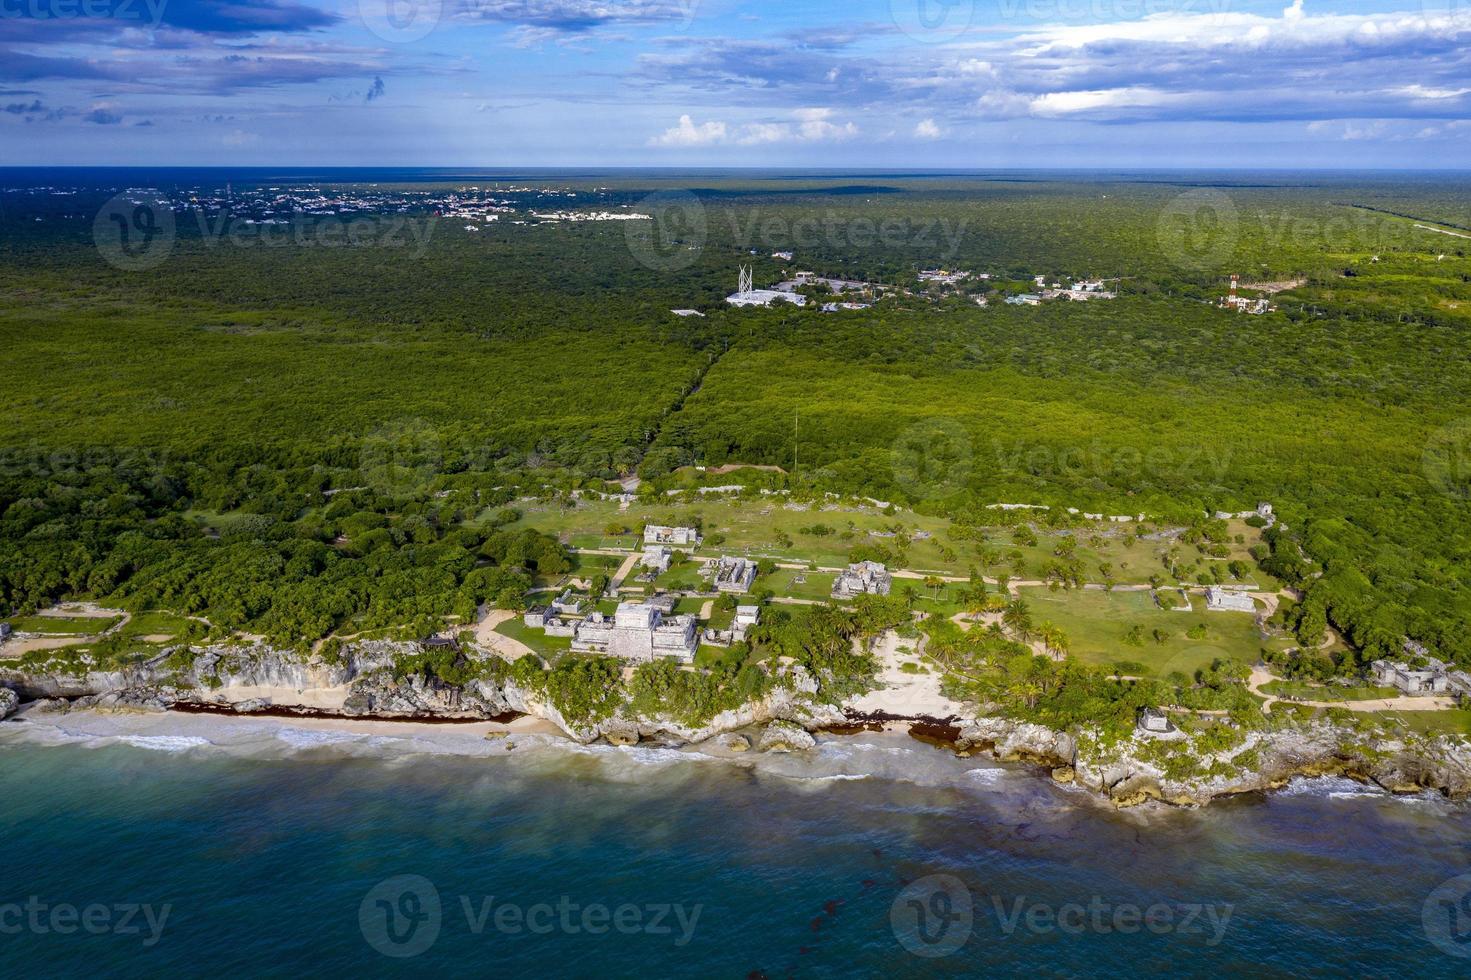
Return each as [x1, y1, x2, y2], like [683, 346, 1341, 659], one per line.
[0, 0, 1468, 167]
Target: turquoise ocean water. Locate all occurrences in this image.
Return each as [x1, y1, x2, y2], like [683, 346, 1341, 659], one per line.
[2, 713, 1469, 977]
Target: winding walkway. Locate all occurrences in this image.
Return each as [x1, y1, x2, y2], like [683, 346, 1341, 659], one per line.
[1248, 665, 1456, 715]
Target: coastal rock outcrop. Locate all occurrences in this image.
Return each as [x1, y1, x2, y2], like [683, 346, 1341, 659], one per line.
[758, 721, 817, 753]
[957, 718, 1076, 769]
[0, 687, 17, 720]
[602, 722, 640, 747]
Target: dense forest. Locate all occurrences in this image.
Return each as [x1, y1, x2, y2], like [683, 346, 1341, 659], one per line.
[2, 170, 1469, 669]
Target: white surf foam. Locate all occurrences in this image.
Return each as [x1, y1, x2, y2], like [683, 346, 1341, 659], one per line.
[114, 734, 212, 753]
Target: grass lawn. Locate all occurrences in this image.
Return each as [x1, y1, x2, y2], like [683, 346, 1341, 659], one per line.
[1262, 681, 1401, 702]
[7, 615, 120, 635]
[1021, 586, 1264, 678]
[652, 562, 710, 592]
[502, 495, 1270, 592]
[1375, 709, 1471, 736]
[494, 618, 572, 660]
[760, 568, 837, 602]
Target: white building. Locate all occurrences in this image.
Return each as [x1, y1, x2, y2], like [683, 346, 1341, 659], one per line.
[1205, 588, 1255, 614]
[918, 269, 970, 285]
[833, 561, 892, 599]
[727, 288, 806, 308]
[1138, 707, 1175, 734]
[645, 525, 702, 548]
[713, 556, 757, 594]
[727, 265, 805, 308]
[640, 547, 673, 576]
[550, 590, 585, 616]
[1372, 659, 1451, 695]
[706, 605, 762, 647]
[573, 601, 697, 662]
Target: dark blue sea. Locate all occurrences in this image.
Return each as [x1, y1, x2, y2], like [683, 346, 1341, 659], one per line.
[2, 711, 1469, 977]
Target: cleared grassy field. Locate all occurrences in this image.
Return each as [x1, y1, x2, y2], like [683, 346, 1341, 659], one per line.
[1262, 681, 1401, 702]
[1021, 586, 1264, 678]
[503, 494, 1230, 587]
[7, 615, 119, 635]
[1379, 710, 1471, 736]
[494, 618, 572, 660]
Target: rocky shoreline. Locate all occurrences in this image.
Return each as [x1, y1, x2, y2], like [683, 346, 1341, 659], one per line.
[4, 639, 1469, 808]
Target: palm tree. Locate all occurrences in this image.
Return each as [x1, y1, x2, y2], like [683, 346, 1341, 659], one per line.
[1003, 599, 1034, 642]
[1039, 623, 1070, 661]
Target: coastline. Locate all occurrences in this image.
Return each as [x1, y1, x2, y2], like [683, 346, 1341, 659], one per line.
[2, 701, 1461, 817]
[4, 633, 1469, 812]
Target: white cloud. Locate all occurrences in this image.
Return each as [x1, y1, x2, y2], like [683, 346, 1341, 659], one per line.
[914, 118, 942, 139]
[1029, 87, 1183, 117]
[648, 114, 728, 147]
[649, 109, 857, 147]
[1395, 84, 1471, 100]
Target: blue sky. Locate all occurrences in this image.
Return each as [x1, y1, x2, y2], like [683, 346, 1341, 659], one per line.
[1, 0, 1468, 166]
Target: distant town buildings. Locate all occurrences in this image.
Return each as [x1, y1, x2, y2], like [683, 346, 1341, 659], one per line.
[645, 525, 702, 548]
[1043, 285, 1117, 301]
[670, 309, 705, 318]
[918, 269, 970, 285]
[833, 561, 893, 599]
[1205, 588, 1256, 614]
[1006, 294, 1042, 306]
